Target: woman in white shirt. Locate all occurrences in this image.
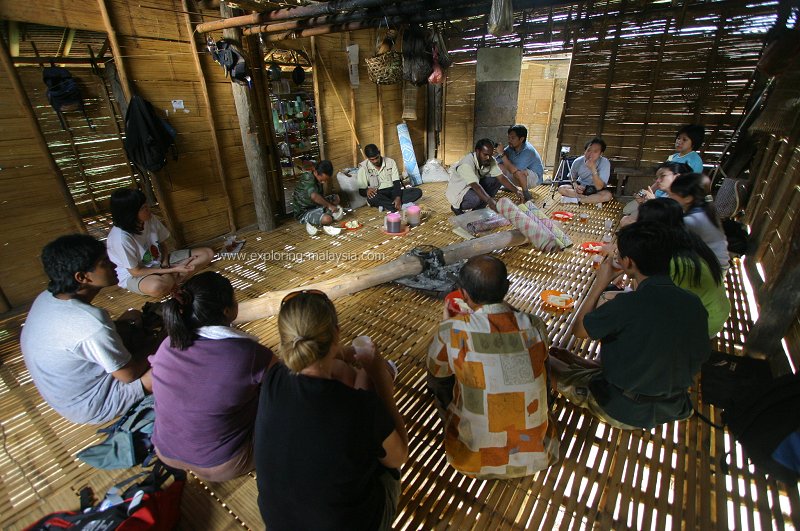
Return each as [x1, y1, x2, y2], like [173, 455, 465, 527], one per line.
[106, 188, 213, 297]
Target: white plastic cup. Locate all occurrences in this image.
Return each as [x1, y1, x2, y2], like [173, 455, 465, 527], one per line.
[604, 219, 613, 230]
[352, 335, 375, 357]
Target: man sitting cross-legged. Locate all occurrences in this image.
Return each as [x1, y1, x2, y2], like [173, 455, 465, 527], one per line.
[21, 234, 154, 425]
[357, 144, 422, 212]
[427, 255, 559, 479]
[446, 138, 524, 215]
[558, 136, 613, 204]
[548, 222, 710, 430]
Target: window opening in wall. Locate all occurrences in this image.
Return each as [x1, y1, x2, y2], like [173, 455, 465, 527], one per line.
[263, 48, 319, 214]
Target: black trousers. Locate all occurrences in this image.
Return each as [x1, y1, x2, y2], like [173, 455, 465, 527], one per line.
[367, 187, 423, 212]
[459, 176, 502, 211]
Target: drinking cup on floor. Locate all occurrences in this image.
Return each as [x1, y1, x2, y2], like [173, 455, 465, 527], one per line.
[352, 336, 375, 357]
[579, 213, 588, 223]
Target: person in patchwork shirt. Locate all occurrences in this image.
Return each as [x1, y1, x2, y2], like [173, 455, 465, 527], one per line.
[426, 255, 559, 479]
[357, 144, 422, 212]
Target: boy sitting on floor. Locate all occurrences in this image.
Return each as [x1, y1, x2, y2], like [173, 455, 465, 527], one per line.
[292, 159, 343, 234]
[548, 222, 710, 430]
[21, 234, 153, 425]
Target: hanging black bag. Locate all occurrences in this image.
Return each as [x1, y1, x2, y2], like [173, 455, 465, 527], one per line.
[43, 67, 93, 130]
[124, 95, 177, 173]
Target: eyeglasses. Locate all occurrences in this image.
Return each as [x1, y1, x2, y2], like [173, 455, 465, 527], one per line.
[280, 289, 329, 307]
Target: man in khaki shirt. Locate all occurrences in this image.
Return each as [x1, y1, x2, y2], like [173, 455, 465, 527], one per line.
[357, 144, 422, 212]
[446, 139, 523, 215]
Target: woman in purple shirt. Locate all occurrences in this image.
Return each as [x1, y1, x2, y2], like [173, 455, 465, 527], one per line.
[149, 271, 274, 481]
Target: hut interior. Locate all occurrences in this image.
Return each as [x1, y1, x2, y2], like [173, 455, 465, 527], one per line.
[1, 0, 799, 529]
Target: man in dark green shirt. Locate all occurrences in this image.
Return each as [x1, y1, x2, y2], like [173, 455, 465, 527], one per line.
[549, 222, 710, 429]
[292, 160, 341, 230]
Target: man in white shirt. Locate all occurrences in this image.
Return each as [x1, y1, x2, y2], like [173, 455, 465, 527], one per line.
[446, 139, 523, 215]
[357, 144, 422, 212]
[21, 234, 153, 424]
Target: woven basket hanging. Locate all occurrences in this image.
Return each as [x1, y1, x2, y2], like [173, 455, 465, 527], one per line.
[366, 51, 403, 85]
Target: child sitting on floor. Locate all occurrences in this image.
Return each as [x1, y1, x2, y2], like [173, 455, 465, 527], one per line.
[668, 124, 705, 174]
[255, 289, 407, 531]
[106, 188, 213, 298]
[149, 272, 274, 482]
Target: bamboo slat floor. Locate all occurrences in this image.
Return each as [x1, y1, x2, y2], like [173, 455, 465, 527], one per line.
[1, 182, 798, 530]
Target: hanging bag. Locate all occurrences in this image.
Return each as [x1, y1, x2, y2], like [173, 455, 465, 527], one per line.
[488, 0, 514, 37]
[366, 26, 403, 85]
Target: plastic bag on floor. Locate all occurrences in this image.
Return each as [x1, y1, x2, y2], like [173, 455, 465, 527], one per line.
[421, 159, 450, 183]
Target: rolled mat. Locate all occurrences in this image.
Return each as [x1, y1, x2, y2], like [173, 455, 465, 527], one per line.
[496, 197, 564, 252]
[520, 201, 573, 248]
[466, 217, 511, 235]
[397, 123, 422, 185]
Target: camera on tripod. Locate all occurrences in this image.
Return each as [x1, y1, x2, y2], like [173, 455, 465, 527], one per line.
[560, 146, 571, 158]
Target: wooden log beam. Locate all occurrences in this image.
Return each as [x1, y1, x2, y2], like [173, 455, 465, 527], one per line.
[243, 0, 465, 35]
[222, 2, 276, 232]
[0, 35, 86, 234]
[183, 0, 237, 234]
[234, 229, 529, 323]
[198, 0, 391, 32]
[97, 0, 131, 103]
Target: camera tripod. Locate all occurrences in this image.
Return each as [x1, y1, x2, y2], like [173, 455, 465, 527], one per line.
[550, 153, 576, 198]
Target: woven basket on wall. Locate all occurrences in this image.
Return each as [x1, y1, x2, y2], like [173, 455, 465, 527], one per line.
[366, 51, 403, 85]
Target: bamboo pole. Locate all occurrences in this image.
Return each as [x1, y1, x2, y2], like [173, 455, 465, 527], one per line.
[377, 84, 385, 153]
[310, 36, 326, 160]
[97, 0, 131, 103]
[182, 0, 237, 233]
[234, 229, 528, 323]
[634, 18, 671, 167]
[347, 32, 359, 167]
[596, 0, 626, 137]
[0, 36, 86, 234]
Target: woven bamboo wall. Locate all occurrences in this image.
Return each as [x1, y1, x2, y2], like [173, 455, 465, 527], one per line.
[313, 30, 426, 176]
[0, 70, 80, 308]
[442, 64, 476, 166]
[744, 60, 800, 369]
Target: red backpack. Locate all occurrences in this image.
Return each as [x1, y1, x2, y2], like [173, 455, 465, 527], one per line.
[24, 462, 185, 531]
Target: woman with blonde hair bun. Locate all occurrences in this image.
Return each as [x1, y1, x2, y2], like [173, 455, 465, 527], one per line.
[254, 289, 408, 531]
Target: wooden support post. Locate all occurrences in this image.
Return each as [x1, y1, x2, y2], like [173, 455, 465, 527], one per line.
[0, 35, 85, 234]
[222, 2, 275, 231]
[347, 32, 359, 166]
[311, 36, 327, 160]
[97, 0, 132, 103]
[183, 0, 237, 234]
[377, 84, 385, 153]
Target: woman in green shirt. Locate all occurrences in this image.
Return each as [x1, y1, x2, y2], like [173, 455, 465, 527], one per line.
[637, 198, 730, 337]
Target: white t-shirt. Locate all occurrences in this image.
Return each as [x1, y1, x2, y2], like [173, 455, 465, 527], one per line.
[20, 292, 145, 424]
[107, 217, 171, 288]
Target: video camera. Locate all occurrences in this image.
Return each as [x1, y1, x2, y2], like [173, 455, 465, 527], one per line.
[560, 145, 571, 158]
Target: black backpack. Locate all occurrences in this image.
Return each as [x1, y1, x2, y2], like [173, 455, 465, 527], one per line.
[42, 67, 92, 130]
[124, 95, 177, 173]
[720, 374, 800, 482]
